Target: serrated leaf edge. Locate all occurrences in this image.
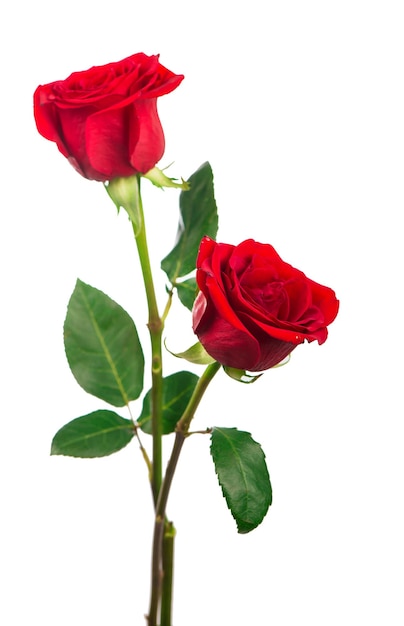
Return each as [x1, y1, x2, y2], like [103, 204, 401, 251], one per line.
[210, 427, 271, 533]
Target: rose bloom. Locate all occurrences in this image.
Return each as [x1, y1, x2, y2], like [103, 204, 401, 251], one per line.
[192, 237, 339, 371]
[34, 53, 183, 181]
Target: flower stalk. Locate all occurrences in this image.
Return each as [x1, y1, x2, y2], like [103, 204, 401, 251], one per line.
[130, 178, 222, 625]
[132, 177, 164, 504]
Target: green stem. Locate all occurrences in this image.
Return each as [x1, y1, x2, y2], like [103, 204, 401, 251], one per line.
[147, 361, 220, 626]
[161, 288, 174, 324]
[132, 177, 163, 504]
[176, 361, 221, 434]
[161, 522, 176, 626]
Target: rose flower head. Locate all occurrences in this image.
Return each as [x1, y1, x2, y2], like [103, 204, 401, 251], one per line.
[192, 237, 339, 372]
[34, 53, 184, 182]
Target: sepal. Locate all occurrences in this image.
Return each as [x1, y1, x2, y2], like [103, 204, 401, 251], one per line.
[164, 339, 216, 365]
[223, 366, 263, 383]
[104, 175, 142, 233]
[143, 166, 190, 190]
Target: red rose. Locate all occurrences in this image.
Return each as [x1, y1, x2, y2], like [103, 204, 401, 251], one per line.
[34, 53, 183, 181]
[192, 237, 339, 371]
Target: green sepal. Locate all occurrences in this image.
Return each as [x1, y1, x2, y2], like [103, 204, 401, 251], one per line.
[64, 279, 144, 407]
[143, 166, 190, 190]
[164, 340, 216, 365]
[223, 366, 263, 383]
[161, 162, 218, 283]
[51, 410, 134, 458]
[138, 371, 199, 435]
[210, 427, 272, 534]
[104, 175, 142, 234]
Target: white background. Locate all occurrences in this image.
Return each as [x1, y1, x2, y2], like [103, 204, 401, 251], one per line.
[2, 1, 403, 624]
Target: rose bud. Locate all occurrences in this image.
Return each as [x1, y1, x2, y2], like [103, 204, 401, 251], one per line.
[34, 53, 183, 181]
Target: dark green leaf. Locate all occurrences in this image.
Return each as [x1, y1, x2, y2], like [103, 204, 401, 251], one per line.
[138, 371, 199, 435]
[176, 277, 198, 311]
[161, 162, 218, 282]
[51, 410, 134, 458]
[210, 427, 272, 533]
[64, 279, 144, 406]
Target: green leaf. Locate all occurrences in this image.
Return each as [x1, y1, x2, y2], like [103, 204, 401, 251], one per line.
[161, 162, 218, 282]
[210, 427, 272, 533]
[51, 410, 134, 458]
[176, 277, 198, 311]
[64, 279, 144, 406]
[164, 340, 216, 365]
[138, 371, 199, 435]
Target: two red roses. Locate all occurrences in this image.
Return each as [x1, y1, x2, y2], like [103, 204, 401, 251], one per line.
[34, 52, 339, 371]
